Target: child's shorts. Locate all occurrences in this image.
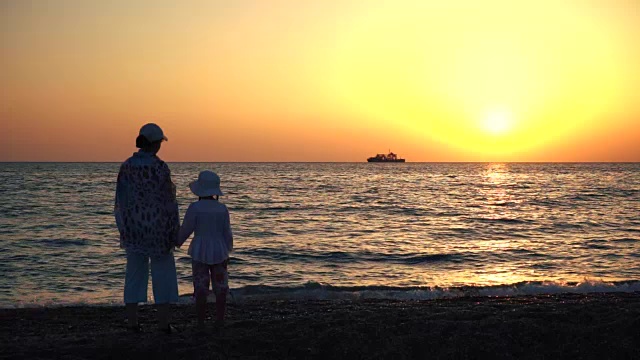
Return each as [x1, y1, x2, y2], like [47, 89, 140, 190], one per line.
[192, 259, 228, 297]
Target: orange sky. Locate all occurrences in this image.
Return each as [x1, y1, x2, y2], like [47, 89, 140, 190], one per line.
[2, 0, 639, 162]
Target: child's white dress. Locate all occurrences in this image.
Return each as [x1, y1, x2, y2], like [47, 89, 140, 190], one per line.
[177, 199, 233, 264]
[177, 199, 233, 296]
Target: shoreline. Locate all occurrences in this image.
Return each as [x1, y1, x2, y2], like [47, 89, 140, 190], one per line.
[3, 279, 639, 309]
[2, 292, 639, 359]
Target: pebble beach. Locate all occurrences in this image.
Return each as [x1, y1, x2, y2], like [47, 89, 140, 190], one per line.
[2, 292, 639, 359]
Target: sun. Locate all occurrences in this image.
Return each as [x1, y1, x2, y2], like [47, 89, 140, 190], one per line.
[482, 109, 512, 135]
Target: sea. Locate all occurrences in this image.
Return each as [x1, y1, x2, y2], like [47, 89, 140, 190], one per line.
[1, 162, 639, 308]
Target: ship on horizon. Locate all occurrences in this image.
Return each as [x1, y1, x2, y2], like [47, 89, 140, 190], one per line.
[367, 150, 406, 162]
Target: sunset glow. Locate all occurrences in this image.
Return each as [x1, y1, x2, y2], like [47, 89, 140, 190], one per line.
[1, 0, 639, 162]
[482, 109, 512, 136]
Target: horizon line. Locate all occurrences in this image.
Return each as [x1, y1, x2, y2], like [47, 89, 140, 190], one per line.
[1, 161, 639, 164]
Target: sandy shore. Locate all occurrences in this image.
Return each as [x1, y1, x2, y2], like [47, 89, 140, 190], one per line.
[2, 292, 639, 359]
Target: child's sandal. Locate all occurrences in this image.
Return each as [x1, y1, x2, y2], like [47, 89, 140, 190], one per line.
[128, 324, 143, 333]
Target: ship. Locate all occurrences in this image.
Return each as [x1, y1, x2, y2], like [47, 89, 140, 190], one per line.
[367, 150, 406, 162]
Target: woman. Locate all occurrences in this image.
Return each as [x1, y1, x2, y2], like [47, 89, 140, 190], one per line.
[114, 123, 180, 333]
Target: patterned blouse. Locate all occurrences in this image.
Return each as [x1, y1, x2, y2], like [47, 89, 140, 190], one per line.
[114, 150, 179, 256]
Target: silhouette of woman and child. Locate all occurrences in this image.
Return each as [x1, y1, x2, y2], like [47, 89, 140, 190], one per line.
[114, 123, 232, 333]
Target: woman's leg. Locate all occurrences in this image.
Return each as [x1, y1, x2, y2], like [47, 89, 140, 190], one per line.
[125, 303, 139, 328]
[150, 253, 179, 330]
[157, 303, 170, 330]
[124, 252, 149, 328]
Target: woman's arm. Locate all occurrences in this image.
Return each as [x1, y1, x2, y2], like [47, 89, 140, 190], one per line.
[114, 164, 127, 234]
[163, 163, 180, 234]
[157, 162, 180, 245]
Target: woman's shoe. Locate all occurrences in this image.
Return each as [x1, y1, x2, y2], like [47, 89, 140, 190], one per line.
[160, 324, 178, 334]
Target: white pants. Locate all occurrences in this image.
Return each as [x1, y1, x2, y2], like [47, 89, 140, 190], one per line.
[124, 251, 179, 304]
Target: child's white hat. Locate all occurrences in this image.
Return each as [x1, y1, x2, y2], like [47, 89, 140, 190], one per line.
[189, 170, 224, 197]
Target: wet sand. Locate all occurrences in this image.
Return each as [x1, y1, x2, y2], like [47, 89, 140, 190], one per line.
[2, 292, 639, 359]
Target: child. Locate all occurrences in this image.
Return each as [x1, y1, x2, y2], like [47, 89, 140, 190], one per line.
[176, 170, 233, 328]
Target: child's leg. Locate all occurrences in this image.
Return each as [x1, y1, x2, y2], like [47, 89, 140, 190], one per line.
[215, 292, 226, 322]
[195, 295, 207, 326]
[211, 260, 229, 322]
[191, 261, 211, 326]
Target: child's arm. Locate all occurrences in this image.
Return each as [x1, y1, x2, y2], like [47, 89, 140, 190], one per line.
[176, 204, 196, 247]
[223, 206, 233, 252]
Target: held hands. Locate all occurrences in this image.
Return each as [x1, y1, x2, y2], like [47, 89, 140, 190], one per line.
[174, 234, 182, 249]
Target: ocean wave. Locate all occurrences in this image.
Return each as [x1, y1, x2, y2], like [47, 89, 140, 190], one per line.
[240, 248, 465, 265]
[227, 280, 640, 302]
[31, 238, 90, 247]
[469, 217, 529, 224]
[6, 280, 638, 308]
[612, 237, 638, 243]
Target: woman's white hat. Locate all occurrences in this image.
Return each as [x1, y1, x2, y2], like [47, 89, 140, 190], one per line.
[189, 170, 224, 197]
